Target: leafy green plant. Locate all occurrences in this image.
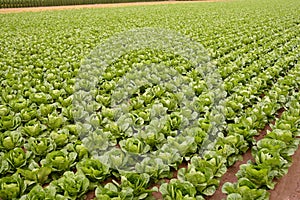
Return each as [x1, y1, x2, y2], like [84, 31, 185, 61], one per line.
[0, 174, 26, 199]
[20, 185, 46, 200]
[178, 156, 221, 196]
[135, 157, 171, 180]
[6, 147, 31, 171]
[222, 178, 270, 200]
[120, 172, 155, 199]
[25, 137, 56, 157]
[17, 160, 52, 185]
[0, 131, 24, 151]
[76, 158, 110, 182]
[49, 171, 90, 199]
[40, 150, 77, 172]
[160, 179, 203, 200]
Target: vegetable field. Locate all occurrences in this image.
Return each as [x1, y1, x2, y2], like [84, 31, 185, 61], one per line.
[0, 0, 299, 199]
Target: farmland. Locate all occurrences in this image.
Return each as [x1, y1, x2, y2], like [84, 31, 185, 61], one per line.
[0, 0, 300, 199]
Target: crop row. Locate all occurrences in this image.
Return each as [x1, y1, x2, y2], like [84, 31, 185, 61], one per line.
[223, 91, 300, 199]
[158, 55, 300, 199]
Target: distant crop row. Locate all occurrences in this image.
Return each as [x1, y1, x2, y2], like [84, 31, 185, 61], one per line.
[0, 0, 162, 8]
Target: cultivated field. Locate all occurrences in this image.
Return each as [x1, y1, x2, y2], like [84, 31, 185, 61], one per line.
[0, 0, 299, 199]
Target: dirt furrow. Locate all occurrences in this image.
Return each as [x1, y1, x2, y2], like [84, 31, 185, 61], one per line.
[207, 107, 286, 200]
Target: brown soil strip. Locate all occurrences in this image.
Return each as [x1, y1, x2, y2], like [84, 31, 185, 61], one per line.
[86, 107, 287, 200]
[85, 190, 96, 200]
[206, 148, 254, 200]
[269, 147, 300, 200]
[83, 106, 296, 200]
[0, 0, 229, 14]
[254, 107, 286, 141]
[207, 107, 286, 200]
[254, 121, 274, 142]
[150, 160, 189, 199]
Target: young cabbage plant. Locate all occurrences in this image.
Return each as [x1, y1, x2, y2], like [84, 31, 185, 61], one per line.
[95, 182, 131, 200]
[0, 152, 10, 175]
[49, 171, 90, 199]
[40, 149, 77, 172]
[178, 156, 221, 196]
[160, 179, 203, 200]
[135, 157, 171, 181]
[0, 130, 24, 152]
[22, 120, 45, 137]
[120, 172, 156, 199]
[6, 147, 32, 171]
[25, 137, 56, 157]
[20, 185, 46, 200]
[0, 115, 21, 131]
[76, 158, 110, 182]
[0, 173, 26, 200]
[119, 138, 150, 155]
[17, 160, 52, 186]
[222, 178, 270, 200]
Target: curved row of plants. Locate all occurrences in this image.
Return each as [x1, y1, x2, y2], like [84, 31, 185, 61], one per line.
[223, 91, 300, 199]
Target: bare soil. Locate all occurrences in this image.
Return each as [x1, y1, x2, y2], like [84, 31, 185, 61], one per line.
[208, 107, 300, 200]
[0, 0, 227, 14]
[206, 148, 254, 200]
[269, 147, 300, 200]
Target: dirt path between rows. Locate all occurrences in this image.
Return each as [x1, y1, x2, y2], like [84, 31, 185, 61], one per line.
[0, 0, 227, 14]
[208, 107, 300, 200]
[270, 146, 300, 200]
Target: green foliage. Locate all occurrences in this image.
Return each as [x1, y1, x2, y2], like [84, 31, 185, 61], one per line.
[160, 179, 204, 200]
[49, 171, 90, 199]
[0, 174, 26, 199]
[0, 0, 300, 199]
[76, 158, 110, 182]
[40, 150, 77, 172]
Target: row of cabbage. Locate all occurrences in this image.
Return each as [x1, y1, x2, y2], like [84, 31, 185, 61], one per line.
[1, 53, 298, 200]
[223, 91, 300, 199]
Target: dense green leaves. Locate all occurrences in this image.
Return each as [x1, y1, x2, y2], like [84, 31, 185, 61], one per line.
[76, 158, 110, 182]
[0, 0, 300, 199]
[0, 174, 26, 199]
